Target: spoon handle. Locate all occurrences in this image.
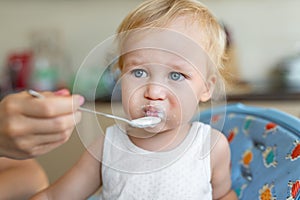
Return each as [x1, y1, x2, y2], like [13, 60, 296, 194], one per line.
[28, 90, 131, 125]
[78, 107, 131, 124]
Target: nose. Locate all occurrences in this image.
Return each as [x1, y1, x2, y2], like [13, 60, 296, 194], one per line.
[144, 83, 167, 101]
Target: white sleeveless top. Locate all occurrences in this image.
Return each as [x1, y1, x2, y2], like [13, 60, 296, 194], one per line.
[99, 122, 212, 200]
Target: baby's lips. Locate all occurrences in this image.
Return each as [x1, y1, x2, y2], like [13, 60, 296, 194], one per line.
[143, 106, 165, 119]
[145, 110, 159, 117]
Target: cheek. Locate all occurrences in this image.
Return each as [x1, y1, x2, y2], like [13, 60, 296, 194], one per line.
[121, 81, 144, 117]
[180, 96, 199, 116]
[168, 86, 199, 121]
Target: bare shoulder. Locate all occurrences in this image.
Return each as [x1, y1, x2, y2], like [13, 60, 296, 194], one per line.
[210, 128, 230, 169]
[209, 129, 235, 199]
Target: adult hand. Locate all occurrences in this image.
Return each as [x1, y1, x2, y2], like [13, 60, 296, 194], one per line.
[0, 89, 84, 159]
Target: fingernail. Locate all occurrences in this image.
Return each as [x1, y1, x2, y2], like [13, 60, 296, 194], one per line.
[77, 95, 85, 106]
[54, 89, 70, 96]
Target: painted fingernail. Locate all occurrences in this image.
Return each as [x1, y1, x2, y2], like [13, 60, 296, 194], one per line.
[78, 95, 85, 106]
[54, 89, 70, 96]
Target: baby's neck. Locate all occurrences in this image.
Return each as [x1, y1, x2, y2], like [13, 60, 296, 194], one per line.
[128, 123, 191, 152]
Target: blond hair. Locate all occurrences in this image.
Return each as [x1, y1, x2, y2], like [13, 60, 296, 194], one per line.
[117, 0, 226, 71]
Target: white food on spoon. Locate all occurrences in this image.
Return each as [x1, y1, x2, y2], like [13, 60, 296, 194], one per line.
[130, 116, 162, 128]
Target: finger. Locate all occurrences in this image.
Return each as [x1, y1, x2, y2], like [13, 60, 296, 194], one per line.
[30, 139, 69, 157]
[15, 111, 82, 136]
[54, 88, 71, 96]
[22, 93, 84, 118]
[15, 128, 74, 158]
[1, 90, 84, 117]
[17, 130, 72, 150]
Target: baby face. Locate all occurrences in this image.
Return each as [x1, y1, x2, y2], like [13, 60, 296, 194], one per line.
[121, 48, 211, 131]
[119, 16, 214, 132]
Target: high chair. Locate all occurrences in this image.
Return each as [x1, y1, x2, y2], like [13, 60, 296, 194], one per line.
[198, 103, 300, 200]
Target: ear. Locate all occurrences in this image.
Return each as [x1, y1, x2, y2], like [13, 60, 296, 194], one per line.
[199, 75, 216, 102]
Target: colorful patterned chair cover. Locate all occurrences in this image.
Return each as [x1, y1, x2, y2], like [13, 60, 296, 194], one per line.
[198, 103, 300, 200]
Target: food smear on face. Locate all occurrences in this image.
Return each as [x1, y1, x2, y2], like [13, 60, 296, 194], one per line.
[143, 105, 165, 119]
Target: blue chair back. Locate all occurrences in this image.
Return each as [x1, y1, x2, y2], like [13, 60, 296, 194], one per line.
[198, 103, 300, 200]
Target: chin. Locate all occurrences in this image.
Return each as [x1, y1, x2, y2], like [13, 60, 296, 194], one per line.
[143, 124, 166, 133]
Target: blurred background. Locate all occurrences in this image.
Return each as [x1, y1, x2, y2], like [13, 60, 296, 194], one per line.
[1, 0, 300, 99]
[0, 0, 299, 184]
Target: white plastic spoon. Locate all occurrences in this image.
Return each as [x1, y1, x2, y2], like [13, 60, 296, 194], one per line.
[28, 90, 161, 128]
[77, 107, 161, 128]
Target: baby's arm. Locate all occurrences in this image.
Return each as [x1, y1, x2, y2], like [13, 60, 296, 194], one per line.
[0, 158, 48, 200]
[210, 129, 238, 200]
[31, 138, 104, 200]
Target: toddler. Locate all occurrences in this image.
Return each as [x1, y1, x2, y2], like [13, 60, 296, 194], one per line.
[31, 0, 237, 199]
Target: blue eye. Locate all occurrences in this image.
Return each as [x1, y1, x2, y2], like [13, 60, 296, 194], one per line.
[132, 69, 147, 78]
[169, 72, 184, 81]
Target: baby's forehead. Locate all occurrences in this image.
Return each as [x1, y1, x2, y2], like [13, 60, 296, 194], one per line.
[122, 28, 204, 50]
[123, 49, 195, 65]
[120, 29, 212, 65]
[122, 49, 209, 68]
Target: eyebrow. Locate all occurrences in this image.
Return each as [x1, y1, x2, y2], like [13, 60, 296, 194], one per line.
[123, 56, 143, 67]
[123, 54, 198, 74]
[170, 59, 193, 70]
[172, 59, 205, 77]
